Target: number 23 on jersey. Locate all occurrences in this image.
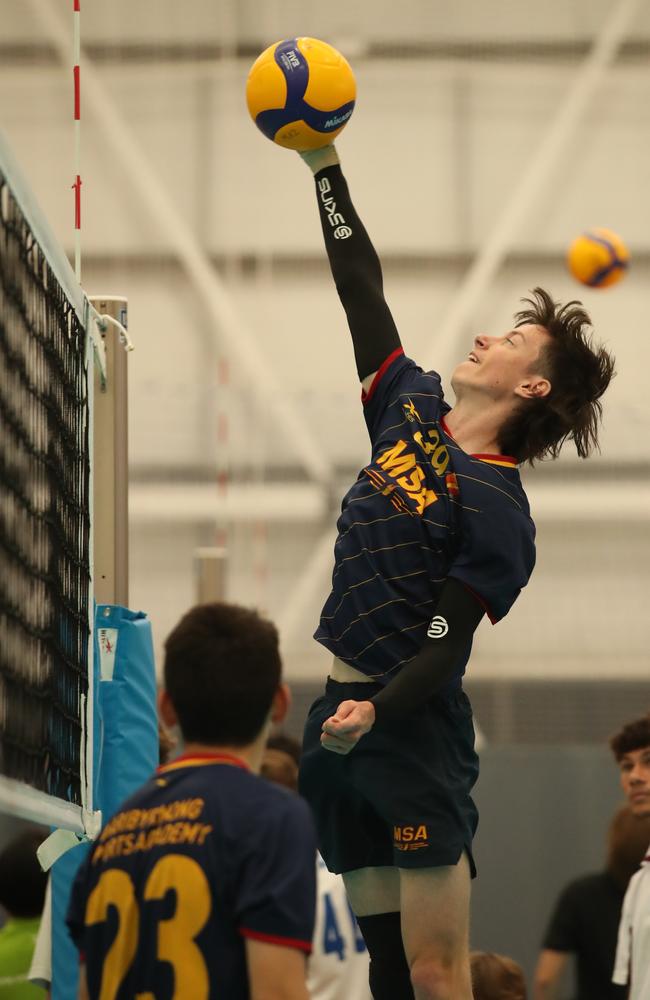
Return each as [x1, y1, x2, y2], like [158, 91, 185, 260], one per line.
[85, 854, 211, 1000]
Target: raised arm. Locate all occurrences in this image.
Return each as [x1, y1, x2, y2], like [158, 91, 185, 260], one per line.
[300, 146, 402, 386]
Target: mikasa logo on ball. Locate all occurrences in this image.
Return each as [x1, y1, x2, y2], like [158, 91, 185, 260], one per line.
[324, 110, 352, 129]
[427, 616, 449, 638]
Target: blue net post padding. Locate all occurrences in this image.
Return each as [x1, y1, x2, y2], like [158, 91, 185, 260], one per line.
[51, 606, 158, 1000]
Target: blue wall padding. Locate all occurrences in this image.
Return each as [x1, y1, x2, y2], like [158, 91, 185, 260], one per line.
[52, 606, 158, 1000]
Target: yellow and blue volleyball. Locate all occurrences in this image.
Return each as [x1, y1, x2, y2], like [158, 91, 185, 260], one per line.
[567, 228, 630, 288]
[246, 37, 356, 150]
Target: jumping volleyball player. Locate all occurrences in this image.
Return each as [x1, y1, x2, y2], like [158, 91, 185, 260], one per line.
[295, 144, 615, 1000]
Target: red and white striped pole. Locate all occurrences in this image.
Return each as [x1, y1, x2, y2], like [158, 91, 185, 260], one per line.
[72, 0, 82, 282]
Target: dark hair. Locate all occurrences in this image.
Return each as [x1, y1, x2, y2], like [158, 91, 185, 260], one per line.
[261, 748, 299, 793]
[267, 731, 302, 766]
[163, 602, 282, 746]
[498, 287, 615, 464]
[606, 805, 650, 889]
[0, 828, 48, 917]
[470, 952, 527, 1000]
[610, 714, 650, 761]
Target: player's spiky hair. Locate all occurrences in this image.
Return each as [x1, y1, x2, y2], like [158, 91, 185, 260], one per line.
[499, 287, 615, 464]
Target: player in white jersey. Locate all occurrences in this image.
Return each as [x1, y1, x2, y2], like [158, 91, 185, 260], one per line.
[610, 715, 650, 1000]
[309, 854, 371, 1000]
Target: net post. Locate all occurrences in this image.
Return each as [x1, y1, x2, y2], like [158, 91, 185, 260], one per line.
[194, 547, 228, 602]
[90, 296, 129, 607]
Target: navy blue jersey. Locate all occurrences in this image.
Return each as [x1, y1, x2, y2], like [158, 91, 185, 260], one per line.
[67, 753, 317, 1000]
[315, 349, 536, 686]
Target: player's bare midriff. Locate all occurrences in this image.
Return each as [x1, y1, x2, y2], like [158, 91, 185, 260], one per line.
[330, 657, 373, 684]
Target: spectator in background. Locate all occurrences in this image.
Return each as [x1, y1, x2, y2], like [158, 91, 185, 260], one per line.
[471, 952, 527, 1000]
[534, 804, 650, 999]
[610, 714, 650, 1000]
[264, 735, 371, 1000]
[0, 827, 47, 999]
[534, 807, 650, 1000]
[267, 732, 303, 767]
[262, 747, 301, 792]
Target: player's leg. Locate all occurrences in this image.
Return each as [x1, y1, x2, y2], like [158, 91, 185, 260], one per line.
[399, 854, 473, 1000]
[300, 682, 413, 997]
[343, 865, 399, 915]
[301, 682, 477, 1000]
[343, 866, 414, 1000]
[384, 689, 477, 999]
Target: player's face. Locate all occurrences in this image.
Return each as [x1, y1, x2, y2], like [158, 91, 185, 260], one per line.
[619, 746, 650, 818]
[451, 323, 552, 403]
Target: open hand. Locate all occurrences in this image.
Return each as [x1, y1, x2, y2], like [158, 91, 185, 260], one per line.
[321, 700, 375, 755]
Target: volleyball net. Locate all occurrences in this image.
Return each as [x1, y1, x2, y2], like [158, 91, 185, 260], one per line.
[0, 131, 103, 835]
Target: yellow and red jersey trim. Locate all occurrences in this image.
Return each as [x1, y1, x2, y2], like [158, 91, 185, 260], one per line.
[157, 751, 249, 775]
[471, 454, 517, 468]
[440, 417, 517, 467]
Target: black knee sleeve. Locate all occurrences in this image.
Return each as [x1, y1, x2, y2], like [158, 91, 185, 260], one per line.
[356, 912, 414, 1000]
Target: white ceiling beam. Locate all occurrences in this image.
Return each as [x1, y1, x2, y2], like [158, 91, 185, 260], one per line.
[127, 479, 650, 524]
[129, 482, 328, 524]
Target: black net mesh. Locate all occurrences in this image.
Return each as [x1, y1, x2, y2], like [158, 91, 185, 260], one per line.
[0, 170, 90, 806]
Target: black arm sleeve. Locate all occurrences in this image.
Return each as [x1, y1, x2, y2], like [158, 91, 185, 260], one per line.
[312, 164, 401, 381]
[370, 578, 484, 724]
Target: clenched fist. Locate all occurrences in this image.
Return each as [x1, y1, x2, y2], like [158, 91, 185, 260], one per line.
[321, 699, 375, 755]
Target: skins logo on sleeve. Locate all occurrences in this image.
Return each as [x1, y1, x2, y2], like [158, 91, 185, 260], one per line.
[317, 176, 351, 234]
[427, 616, 449, 639]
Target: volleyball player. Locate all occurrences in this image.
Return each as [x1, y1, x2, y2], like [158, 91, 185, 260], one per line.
[295, 144, 615, 1000]
[67, 603, 317, 1000]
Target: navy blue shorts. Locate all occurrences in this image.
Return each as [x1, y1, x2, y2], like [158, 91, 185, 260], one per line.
[299, 678, 479, 876]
